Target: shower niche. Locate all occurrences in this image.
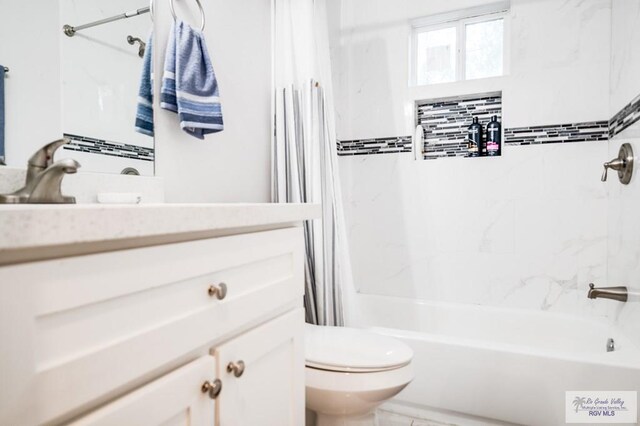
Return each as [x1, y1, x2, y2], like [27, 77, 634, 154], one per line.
[416, 92, 503, 160]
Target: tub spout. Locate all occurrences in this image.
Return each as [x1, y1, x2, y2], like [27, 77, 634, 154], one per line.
[588, 283, 628, 302]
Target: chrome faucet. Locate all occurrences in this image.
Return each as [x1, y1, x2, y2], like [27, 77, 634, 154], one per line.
[0, 138, 80, 204]
[588, 283, 628, 302]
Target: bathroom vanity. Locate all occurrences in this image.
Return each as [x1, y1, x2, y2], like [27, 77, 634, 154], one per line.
[0, 203, 319, 425]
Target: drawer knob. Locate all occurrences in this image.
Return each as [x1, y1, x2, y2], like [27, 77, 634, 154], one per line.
[208, 283, 227, 300]
[202, 379, 223, 399]
[227, 360, 245, 377]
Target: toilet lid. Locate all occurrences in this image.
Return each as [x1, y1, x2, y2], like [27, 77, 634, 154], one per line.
[305, 325, 413, 372]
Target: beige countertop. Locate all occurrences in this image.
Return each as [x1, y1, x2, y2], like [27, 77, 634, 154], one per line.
[0, 203, 320, 265]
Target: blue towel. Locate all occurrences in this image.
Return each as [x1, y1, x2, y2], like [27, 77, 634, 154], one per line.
[161, 20, 223, 139]
[135, 33, 154, 136]
[0, 65, 5, 164]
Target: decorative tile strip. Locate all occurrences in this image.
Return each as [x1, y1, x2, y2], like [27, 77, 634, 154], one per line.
[337, 136, 412, 156]
[610, 93, 640, 138]
[504, 121, 609, 146]
[417, 93, 502, 159]
[63, 133, 154, 162]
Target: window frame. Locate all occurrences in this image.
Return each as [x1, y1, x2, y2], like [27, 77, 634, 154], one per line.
[410, 2, 510, 86]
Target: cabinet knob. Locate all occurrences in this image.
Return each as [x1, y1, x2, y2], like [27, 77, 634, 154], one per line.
[208, 282, 227, 300]
[201, 379, 223, 399]
[227, 360, 245, 377]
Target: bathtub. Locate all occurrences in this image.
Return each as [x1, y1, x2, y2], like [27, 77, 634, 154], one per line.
[350, 294, 640, 425]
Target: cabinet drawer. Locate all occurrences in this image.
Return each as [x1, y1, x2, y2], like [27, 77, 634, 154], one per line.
[0, 227, 304, 426]
[69, 355, 217, 426]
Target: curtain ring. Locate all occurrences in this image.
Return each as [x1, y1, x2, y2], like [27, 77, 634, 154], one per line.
[169, 0, 206, 32]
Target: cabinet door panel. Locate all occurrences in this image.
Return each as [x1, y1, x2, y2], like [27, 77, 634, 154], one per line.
[214, 309, 304, 426]
[70, 356, 216, 426]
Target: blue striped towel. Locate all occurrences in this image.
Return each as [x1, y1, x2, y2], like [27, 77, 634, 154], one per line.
[135, 33, 154, 136]
[161, 20, 223, 139]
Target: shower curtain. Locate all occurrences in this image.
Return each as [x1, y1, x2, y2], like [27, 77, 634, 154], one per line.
[272, 0, 353, 326]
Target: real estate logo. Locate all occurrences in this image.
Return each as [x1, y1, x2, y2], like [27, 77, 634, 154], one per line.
[566, 391, 637, 424]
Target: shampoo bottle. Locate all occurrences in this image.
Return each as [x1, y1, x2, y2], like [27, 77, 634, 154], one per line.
[467, 117, 483, 157]
[487, 115, 501, 156]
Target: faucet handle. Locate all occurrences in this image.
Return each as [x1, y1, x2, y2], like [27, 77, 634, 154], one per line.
[28, 138, 71, 170]
[601, 143, 634, 184]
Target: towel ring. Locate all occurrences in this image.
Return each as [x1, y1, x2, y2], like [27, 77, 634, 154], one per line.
[149, 0, 154, 22]
[169, 0, 206, 32]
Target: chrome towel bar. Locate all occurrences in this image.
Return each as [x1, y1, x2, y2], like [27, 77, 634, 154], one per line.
[63, 6, 151, 37]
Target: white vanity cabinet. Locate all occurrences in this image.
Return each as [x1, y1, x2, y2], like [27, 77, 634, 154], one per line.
[0, 204, 318, 426]
[70, 308, 304, 426]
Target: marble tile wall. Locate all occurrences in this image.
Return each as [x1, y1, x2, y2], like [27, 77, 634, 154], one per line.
[606, 0, 640, 347]
[332, 0, 626, 332]
[339, 141, 611, 320]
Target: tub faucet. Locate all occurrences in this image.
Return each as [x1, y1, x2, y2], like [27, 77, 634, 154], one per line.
[588, 283, 628, 302]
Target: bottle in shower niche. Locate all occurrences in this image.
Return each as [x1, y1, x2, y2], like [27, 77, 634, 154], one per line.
[467, 117, 484, 157]
[487, 115, 502, 156]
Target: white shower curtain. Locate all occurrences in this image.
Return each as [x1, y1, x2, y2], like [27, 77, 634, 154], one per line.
[272, 0, 353, 326]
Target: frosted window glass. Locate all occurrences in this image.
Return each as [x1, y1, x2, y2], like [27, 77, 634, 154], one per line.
[416, 26, 457, 85]
[465, 18, 504, 80]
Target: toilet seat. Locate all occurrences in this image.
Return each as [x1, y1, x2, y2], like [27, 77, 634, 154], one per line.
[305, 324, 413, 373]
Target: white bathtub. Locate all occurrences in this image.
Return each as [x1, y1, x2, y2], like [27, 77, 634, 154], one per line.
[350, 294, 640, 425]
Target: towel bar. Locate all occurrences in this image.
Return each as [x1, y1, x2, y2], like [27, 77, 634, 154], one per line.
[63, 6, 151, 37]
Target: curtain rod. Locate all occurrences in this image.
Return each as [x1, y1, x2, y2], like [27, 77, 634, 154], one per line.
[63, 6, 151, 37]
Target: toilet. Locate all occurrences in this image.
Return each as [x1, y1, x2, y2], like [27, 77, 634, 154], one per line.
[305, 324, 414, 426]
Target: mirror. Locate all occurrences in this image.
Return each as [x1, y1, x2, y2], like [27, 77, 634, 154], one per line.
[0, 0, 154, 176]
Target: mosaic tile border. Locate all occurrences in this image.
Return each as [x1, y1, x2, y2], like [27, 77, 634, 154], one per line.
[503, 121, 609, 146]
[610, 92, 640, 138]
[337, 89, 640, 158]
[63, 133, 154, 162]
[337, 136, 412, 156]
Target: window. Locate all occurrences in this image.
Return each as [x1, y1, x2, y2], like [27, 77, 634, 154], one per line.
[411, 3, 508, 86]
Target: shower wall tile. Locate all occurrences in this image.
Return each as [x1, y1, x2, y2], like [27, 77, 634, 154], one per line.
[339, 141, 612, 321]
[608, 0, 640, 348]
[606, 129, 640, 347]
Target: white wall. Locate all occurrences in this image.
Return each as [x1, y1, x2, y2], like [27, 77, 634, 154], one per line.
[336, 0, 615, 321]
[153, 0, 273, 203]
[0, 0, 62, 166]
[607, 0, 640, 346]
